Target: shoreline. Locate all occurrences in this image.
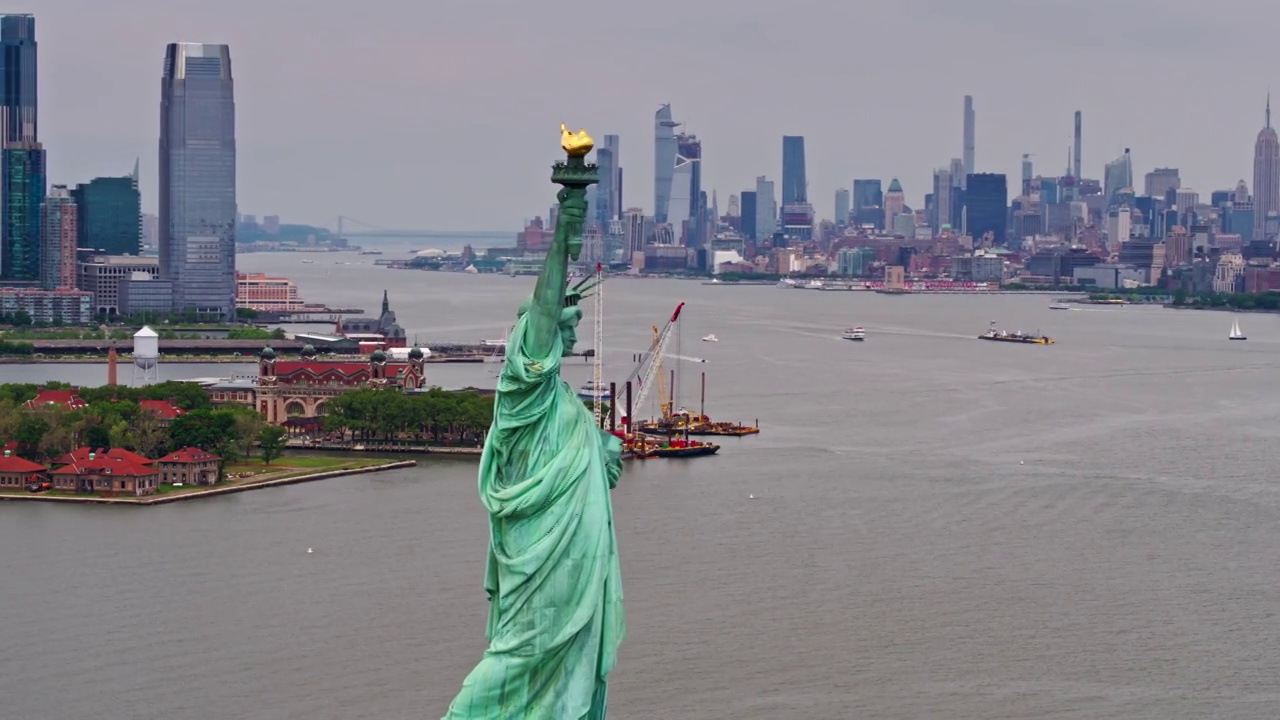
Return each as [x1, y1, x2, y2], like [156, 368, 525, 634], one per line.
[290, 442, 482, 456]
[0, 459, 416, 506]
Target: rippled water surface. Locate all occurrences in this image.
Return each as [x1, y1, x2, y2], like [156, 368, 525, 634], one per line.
[4, 258, 1280, 718]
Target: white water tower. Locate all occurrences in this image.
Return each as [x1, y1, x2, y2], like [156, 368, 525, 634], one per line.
[133, 326, 160, 385]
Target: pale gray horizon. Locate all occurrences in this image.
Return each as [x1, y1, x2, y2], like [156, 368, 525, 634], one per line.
[36, 0, 1280, 232]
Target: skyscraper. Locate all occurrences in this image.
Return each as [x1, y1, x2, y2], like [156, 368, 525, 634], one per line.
[1073, 111, 1082, 199]
[740, 190, 757, 241]
[781, 136, 807, 205]
[834, 188, 850, 226]
[853, 179, 883, 228]
[883, 179, 905, 230]
[669, 133, 702, 246]
[653, 104, 678, 224]
[72, 168, 143, 256]
[932, 168, 952, 232]
[0, 14, 37, 144]
[0, 137, 45, 281]
[754, 176, 776, 241]
[962, 96, 975, 189]
[159, 42, 237, 319]
[1253, 95, 1280, 241]
[595, 134, 621, 228]
[40, 185, 77, 290]
[1103, 149, 1133, 209]
[964, 173, 1008, 245]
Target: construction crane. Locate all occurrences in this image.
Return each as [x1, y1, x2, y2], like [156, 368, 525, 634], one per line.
[591, 262, 604, 427]
[626, 302, 684, 422]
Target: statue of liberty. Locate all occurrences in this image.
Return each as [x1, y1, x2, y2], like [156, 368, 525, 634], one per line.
[442, 126, 625, 720]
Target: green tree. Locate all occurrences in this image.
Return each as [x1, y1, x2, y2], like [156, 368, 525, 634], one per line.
[13, 415, 49, 459]
[258, 425, 288, 465]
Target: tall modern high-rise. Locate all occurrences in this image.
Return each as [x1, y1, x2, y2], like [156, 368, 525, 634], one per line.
[1021, 155, 1033, 196]
[668, 133, 703, 246]
[964, 173, 1008, 245]
[754, 176, 776, 241]
[1253, 95, 1280, 241]
[1144, 167, 1180, 199]
[1073, 111, 1082, 196]
[740, 190, 757, 241]
[653, 104, 679, 224]
[72, 166, 143, 256]
[834, 188, 850, 226]
[0, 14, 37, 144]
[883, 179, 905, 230]
[40, 185, 77, 290]
[595, 134, 621, 227]
[852, 179, 884, 228]
[1103, 149, 1133, 209]
[159, 42, 237, 319]
[781, 136, 807, 204]
[932, 168, 953, 232]
[0, 136, 45, 281]
[962, 96, 975, 189]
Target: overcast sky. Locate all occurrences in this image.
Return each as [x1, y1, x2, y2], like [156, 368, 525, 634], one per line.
[35, 0, 1280, 231]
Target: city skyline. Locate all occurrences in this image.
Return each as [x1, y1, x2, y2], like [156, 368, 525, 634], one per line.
[27, 0, 1280, 231]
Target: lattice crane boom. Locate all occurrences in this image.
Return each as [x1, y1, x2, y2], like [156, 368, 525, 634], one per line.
[630, 302, 684, 418]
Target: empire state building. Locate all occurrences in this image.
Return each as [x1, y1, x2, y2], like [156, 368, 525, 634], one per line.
[1253, 95, 1279, 241]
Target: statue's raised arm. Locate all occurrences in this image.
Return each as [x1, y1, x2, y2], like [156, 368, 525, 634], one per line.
[523, 124, 596, 359]
[442, 124, 624, 720]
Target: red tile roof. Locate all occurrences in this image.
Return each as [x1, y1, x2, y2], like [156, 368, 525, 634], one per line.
[52, 447, 153, 467]
[0, 452, 44, 474]
[24, 388, 88, 410]
[139, 400, 185, 420]
[50, 457, 156, 478]
[155, 447, 219, 464]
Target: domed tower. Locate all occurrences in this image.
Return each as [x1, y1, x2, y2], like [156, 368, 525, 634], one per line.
[300, 344, 317, 360]
[407, 343, 427, 388]
[370, 348, 387, 380]
[259, 345, 276, 378]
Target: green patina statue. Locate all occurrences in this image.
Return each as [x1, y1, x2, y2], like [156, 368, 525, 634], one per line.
[442, 126, 625, 720]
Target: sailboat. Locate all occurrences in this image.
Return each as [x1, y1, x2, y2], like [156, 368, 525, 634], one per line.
[1229, 318, 1247, 341]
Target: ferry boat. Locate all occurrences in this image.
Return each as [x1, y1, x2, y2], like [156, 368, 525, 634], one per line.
[979, 321, 1053, 344]
[1229, 318, 1247, 341]
[702, 334, 719, 342]
[842, 327, 866, 341]
[577, 382, 611, 402]
[1048, 303, 1071, 310]
[359, 250, 383, 255]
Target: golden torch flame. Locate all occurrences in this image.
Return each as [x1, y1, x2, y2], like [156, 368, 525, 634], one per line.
[559, 123, 594, 157]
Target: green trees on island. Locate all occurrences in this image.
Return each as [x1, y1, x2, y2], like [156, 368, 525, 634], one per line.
[0, 381, 260, 466]
[321, 388, 494, 444]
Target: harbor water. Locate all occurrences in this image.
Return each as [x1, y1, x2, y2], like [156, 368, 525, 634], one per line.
[3, 255, 1280, 718]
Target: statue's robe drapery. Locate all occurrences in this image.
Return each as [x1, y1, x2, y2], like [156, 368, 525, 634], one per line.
[443, 311, 624, 720]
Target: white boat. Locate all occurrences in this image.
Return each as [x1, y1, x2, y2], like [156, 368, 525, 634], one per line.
[842, 327, 866, 341]
[577, 382, 611, 401]
[1229, 318, 1247, 341]
[804, 280, 824, 290]
[1049, 303, 1070, 310]
[702, 334, 718, 342]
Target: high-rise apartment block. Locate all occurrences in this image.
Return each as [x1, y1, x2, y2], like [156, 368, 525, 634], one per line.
[40, 185, 77, 290]
[159, 42, 237, 319]
[0, 139, 45, 281]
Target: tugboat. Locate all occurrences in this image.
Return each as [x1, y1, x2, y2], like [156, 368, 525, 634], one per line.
[841, 326, 866, 341]
[979, 321, 1053, 344]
